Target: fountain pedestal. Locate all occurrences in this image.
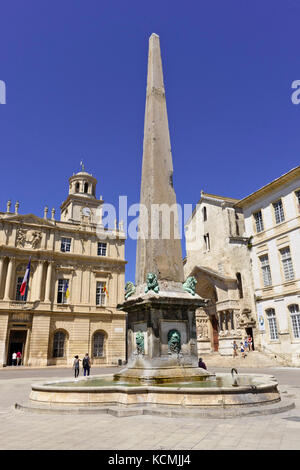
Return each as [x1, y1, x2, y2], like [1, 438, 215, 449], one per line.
[115, 283, 213, 384]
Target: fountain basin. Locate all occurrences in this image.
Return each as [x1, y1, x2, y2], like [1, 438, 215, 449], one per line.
[29, 373, 280, 408]
[114, 365, 214, 385]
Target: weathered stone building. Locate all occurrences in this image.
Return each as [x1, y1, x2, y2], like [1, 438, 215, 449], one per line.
[0, 168, 126, 367]
[184, 192, 257, 356]
[185, 166, 300, 365]
[236, 166, 300, 366]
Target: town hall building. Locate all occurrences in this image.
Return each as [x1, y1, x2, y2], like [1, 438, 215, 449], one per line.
[0, 168, 126, 367]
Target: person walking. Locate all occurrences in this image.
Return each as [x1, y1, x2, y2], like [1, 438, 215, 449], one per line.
[248, 335, 253, 351]
[232, 341, 238, 357]
[240, 342, 246, 358]
[16, 351, 22, 366]
[12, 352, 17, 366]
[244, 338, 249, 353]
[82, 353, 91, 376]
[73, 355, 81, 378]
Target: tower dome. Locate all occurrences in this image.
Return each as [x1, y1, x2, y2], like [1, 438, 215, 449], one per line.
[60, 165, 103, 224]
[68, 170, 97, 198]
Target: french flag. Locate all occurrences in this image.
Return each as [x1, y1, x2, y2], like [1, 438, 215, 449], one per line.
[20, 258, 31, 296]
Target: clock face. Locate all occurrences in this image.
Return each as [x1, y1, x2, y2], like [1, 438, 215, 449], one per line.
[82, 207, 91, 216]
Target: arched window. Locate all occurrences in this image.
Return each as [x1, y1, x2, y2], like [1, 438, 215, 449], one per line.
[236, 273, 243, 299]
[204, 233, 210, 251]
[84, 182, 89, 193]
[203, 206, 207, 222]
[75, 182, 80, 193]
[16, 276, 28, 301]
[53, 331, 66, 358]
[289, 304, 300, 339]
[93, 331, 106, 357]
[266, 308, 278, 340]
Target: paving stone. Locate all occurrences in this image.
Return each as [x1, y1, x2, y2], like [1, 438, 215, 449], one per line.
[0, 366, 300, 450]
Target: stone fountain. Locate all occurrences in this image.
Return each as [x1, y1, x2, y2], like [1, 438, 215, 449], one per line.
[25, 34, 291, 417]
[114, 33, 211, 385]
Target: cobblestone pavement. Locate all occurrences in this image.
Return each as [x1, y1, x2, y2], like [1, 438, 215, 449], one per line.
[0, 365, 300, 450]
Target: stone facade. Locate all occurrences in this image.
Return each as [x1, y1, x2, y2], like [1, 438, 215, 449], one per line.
[184, 192, 257, 356]
[185, 167, 300, 366]
[0, 169, 126, 367]
[236, 166, 300, 366]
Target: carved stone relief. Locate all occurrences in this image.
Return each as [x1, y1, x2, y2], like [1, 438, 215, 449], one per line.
[16, 228, 42, 249]
[196, 318, 209, 340]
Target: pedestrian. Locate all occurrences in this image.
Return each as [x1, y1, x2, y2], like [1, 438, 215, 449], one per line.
[232, 341, 238, 357]
[16, 351, 22, 366]
[73, 355, 81, 378]
[82, 353, 91, 376]
[12, 351, 17, 366]
[240, 342, 245, 358]
[248, 335, 253, 351]
[244, 337, 248, 353]
[198, 357, 207, 370]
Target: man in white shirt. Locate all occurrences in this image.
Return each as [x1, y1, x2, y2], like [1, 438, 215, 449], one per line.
[12, 352, 17, 366]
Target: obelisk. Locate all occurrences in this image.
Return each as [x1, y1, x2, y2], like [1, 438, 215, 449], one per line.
[135, 33, 184, 286]
[115, 34, 209, 384]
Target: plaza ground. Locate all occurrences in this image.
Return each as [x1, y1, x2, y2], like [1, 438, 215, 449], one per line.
[0, 364, 300, 450]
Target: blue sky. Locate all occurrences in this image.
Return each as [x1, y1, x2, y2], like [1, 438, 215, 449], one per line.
[0, 0, 299, 282]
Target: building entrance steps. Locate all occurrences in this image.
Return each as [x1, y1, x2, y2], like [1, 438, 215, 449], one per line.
[199, 350, 286, 368]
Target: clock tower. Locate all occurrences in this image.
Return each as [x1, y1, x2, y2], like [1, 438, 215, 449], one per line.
[60, 167, 103, 225]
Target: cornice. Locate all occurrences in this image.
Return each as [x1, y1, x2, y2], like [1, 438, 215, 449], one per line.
[0, 216, 126, 240]
[60, 193, 103, 211]
[0, 245, 127, 265]
[235, 166, 300, 209]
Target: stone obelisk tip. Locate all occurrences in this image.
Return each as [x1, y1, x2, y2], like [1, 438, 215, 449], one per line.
[135, 34, 185, 285]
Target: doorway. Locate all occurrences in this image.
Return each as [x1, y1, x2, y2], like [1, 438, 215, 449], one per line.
[7, 330, 27, 365]
[245, 327, 254, 350]
[210, 315, 219, 352]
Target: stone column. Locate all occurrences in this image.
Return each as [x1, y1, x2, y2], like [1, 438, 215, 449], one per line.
[44, 261, 53, 303]
[36, 261, 44, 301]
[4, 257, 15, 301]
[229, 310, 234, 330]
[0, 313, 9, 366]
[0, 257, 5, 299]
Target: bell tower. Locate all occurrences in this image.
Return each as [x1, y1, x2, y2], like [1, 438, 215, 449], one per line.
[60, 164, 103, 224]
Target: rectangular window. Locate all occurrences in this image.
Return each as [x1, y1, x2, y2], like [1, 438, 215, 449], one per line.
[57, 279, 69, 304]
[291, 315, 300, 339]
[61, 237, 71, 253]
[16, 276, 27, 301]
[260, 255, 272, 287]
[280, 247, 294, 281]
[295, 190, 300, 213]
[93, 333, 104, 357]
[204, 234, 210, 251]
[267, 310, 278, 340]
[97, 242, 107, 256]
[96, 281, 106, 306]
[254, 211, 264, 233]
[53, 331, 66, 358]
[289, 305, 300, 339]
[273, 200, 285, 224]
